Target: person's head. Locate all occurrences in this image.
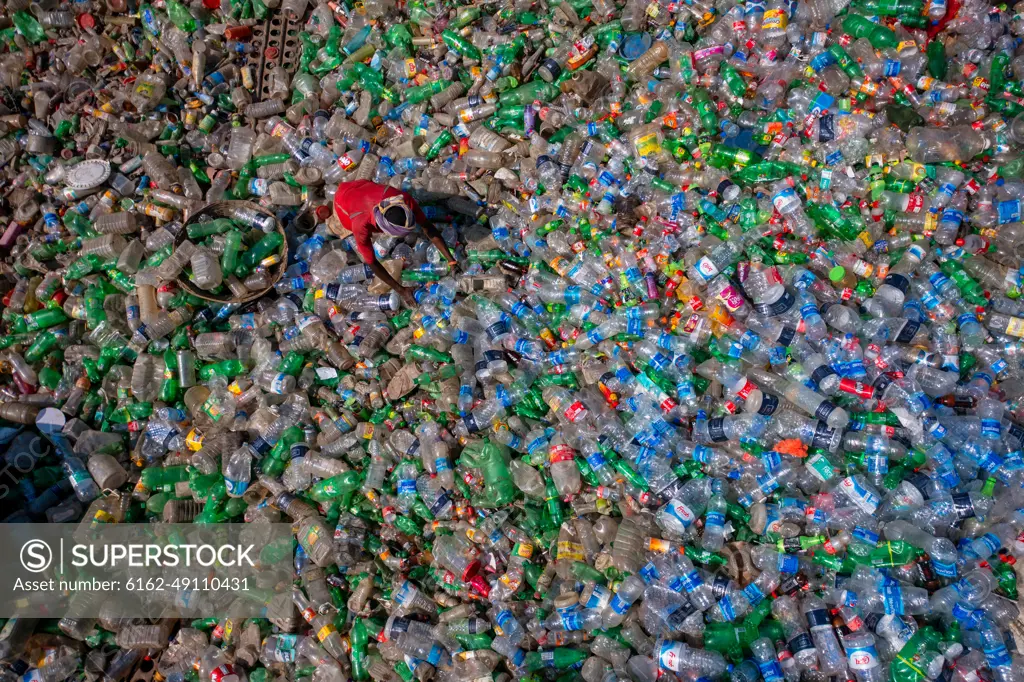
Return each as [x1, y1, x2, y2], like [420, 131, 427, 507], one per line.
[373, 195, 415, 237]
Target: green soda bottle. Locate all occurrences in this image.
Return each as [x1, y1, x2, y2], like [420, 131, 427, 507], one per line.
[310, 471, 363, 502]
[440, 30, 481, 60]
[12, 10, 47, 43]
[854, 0, 922, 15]
[828, 44, 865, 78]
[841, 14, 898, 50]
[199, 359, 248, 380]
[424, 130, 455, 160]
[166, 0, 197, 32]
[890, 627, 942, 682]
[13, 308, 68, 334]
[692, 88, 718, 132]
[406, 345, 454, 364]
[719, 62, 748, 97]
[523, 649, 587, 671]
[237, 231, 284, 275]
[499, 82, 559, 106]
[406, 80, 451, 104]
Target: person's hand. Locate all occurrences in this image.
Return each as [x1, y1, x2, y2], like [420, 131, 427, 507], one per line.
[447, 258, 459, 272]
[398, 286, 417, 308]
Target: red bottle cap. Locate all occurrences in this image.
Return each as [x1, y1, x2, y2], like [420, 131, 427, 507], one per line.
[468, 574, 490, 597]
[461, 559, 480, 581]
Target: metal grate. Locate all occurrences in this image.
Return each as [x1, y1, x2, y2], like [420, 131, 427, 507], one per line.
[246, 20, 270, 98]
[281, 17, 301, 75]
[252, 15, 303, 98]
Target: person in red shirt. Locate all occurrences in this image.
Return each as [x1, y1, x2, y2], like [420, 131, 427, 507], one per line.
[333, 179, 456, 306]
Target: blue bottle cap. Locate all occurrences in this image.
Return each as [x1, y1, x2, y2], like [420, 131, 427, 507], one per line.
[620, 32, 652, 61]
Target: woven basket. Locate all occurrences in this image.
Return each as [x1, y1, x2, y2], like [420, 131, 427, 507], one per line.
[177, 200, 287, 304]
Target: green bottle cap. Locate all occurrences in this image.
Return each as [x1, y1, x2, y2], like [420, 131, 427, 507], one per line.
[829, 266, 846, 282]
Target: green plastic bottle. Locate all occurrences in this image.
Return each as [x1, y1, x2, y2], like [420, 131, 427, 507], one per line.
[523, 648, 587, 671]
[841, 14, 899, 50]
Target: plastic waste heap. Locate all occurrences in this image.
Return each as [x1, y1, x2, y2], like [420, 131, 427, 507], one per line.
[1, 0, 1024, 680]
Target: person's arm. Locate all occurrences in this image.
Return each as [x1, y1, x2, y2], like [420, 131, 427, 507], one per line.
[423, 221, 457, 265]
[356, 226, 416, 306]
[366, 258, 415, 306]
[410, 199, 457, 265]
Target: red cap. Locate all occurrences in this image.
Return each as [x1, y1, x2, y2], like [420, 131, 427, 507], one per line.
[461, 559, 480, 582]
[78, 13, 95, 29]
[315, 204, 332, 222]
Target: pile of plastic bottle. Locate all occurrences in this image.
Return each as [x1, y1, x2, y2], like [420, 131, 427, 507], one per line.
[3, 0, 1024, 678]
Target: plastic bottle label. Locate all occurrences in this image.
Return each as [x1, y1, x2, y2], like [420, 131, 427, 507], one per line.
[882, 273, 910, 295]
[706, 417, 729, 442]
[805, 608, 830, 630]
[951, 492, 975, 520]
[743, 582, 765, 606]
[608, 591, 632, 614]
[485, 320, 509, 341]
[425, 644, 444, 665]
[805, 454, 836, 482]
[585, 451, 606, 470]
[556, 541, 584, 562]
[676, 569, 703, 593]
[839, 476, 880, 514]
[788, 632, 814, 655]
[268, 373, 290, 394]
[563, 401, 587, 422]
[931, 557, 957, 578]
[657, 641, 686, 672]
[762, 7, 787, 29]
[663, 499, 696, 528]
[753, 290, 796, 317]
[583, 584, 611, 609]
[997, 200, 1022, 224]
[394, 581, 418, 608]
[813, 401, 838, 422]
[778, 553, 799, 573]
[560, 609, 582, 631]
[639, 561, 660, 584]
[494, 609, 516, 635]
[984, 643, 1012, 668]
[757, 657, 784, 682]
[224, 477, 249, 496]
[634, 133, 660, 159]
[758, 393, 780, 415]
[717, 595, 737, 621]
[694, 256, 720, 282]
[881, 584, 904, 615]
[893, 319, 921, 343]
[853, 526, 879, 545]
[462, 413, 480, 433]
[846, 644, 879, 670]
[428, 489, 452, 517]
[981, 418, 1001, 439]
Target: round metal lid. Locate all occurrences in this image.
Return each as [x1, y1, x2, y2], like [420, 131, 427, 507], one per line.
[64, 159, 111, 191]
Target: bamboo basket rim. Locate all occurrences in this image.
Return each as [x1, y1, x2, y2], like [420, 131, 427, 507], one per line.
[176, 200, 288, 304]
